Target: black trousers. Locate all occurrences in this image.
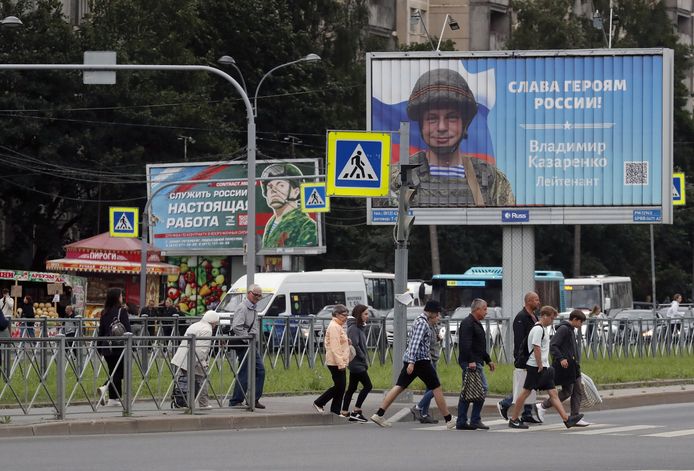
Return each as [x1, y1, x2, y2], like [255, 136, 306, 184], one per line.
[315, 365, 346, 415]
[104, 353, 124, 400]
[342, 370, 373, 411]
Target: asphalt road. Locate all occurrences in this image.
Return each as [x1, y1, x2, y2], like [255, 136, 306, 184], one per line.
[3, 403, 694, 471]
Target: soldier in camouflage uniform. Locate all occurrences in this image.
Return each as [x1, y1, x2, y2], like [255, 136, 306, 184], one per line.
[261, 163, 318, 249]
[391, 68, 514, 207]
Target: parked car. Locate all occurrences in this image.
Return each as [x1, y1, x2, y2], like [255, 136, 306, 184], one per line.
[384, 306, 423, 345]
[440, 307, 506, 347]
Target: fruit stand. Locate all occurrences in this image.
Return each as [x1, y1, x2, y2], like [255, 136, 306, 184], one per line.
[46, 232, 179, 317]
[164, 256, 229, 316]
[0, 269, 87, 336]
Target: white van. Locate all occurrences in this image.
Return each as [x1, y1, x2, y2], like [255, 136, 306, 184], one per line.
[216, 270, 394, 321]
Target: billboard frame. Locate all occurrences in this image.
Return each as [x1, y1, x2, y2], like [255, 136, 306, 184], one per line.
[146, 159, 327, 256]
[366, 48, 674, 226]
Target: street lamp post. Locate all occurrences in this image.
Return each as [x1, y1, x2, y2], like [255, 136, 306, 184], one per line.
[0, 63, 258, 296]
[252, 53, 320, 117]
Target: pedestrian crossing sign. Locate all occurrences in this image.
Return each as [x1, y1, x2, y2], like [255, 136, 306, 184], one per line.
[109, 207, 139, 238]
[300, 183, 330, 213]
[673, 173, 686, 206]
[326, 131, 390, 197]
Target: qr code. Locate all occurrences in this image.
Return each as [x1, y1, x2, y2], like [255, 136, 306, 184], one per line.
[624, 161, 648, 185]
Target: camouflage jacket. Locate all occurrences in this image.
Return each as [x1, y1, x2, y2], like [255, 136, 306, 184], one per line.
[389, 151, 515, 207]
[262, 208, 317, 248]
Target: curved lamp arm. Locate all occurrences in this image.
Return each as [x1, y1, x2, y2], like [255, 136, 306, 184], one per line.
[253, 54, 320, 117]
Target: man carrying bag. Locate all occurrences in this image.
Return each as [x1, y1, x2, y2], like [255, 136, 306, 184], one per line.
[455, 298, 496, 430]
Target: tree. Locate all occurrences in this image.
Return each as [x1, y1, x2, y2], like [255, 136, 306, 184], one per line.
[506, 0, 694, 300]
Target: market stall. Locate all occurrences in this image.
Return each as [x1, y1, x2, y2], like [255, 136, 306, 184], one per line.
[46, 232, 179, 317]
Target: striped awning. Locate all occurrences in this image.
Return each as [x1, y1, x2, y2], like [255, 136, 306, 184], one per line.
[45, 258, 179, 276]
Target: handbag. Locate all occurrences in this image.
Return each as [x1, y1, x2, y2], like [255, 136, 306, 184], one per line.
[460, 368, 485, 402]
[579, 373, 602, 409]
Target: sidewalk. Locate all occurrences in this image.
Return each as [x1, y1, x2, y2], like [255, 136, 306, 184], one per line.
[1, 383, 693, 438]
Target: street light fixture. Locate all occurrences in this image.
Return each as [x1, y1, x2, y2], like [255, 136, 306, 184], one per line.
[253, 53, 321, 117]
[217, 55, 247, 95]
[0, 15, 23, 29]
[410, 9, 435, 51]
[436, 14, 460, 51]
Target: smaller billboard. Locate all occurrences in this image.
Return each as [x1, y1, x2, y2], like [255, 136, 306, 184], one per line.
[147, 159, 326, 255]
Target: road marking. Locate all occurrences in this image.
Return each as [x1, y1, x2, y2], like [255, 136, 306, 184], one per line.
[390, 407, 413, 424]
[570, 425, 662, 435]
[643, 429, 694, 438]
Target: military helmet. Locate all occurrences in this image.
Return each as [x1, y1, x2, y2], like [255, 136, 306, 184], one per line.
[406, 68, 478, 124]
[260, 163, 304, 198]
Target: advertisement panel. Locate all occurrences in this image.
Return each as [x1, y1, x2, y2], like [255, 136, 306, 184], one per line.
[147, 159, 326, 255]
[367, 49, 673, 225]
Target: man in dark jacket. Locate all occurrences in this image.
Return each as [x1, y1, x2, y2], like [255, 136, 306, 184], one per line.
[455, 298, 496, 430]
[497, 291, 541, 423]
[536, 309, 589, 426]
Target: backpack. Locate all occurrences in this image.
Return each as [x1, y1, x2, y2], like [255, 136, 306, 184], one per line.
[103, 308, 126, 355]
[514, 323, 545, 369]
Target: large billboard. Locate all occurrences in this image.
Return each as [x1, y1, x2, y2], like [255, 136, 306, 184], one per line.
[367, 49, 673, 225]
[146, 159, 326, 255]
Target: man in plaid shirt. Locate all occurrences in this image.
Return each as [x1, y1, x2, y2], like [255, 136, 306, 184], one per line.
[371, 300, 456, 429]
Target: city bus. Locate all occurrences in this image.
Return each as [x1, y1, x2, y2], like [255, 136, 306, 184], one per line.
[563, 275, 633, 317]
[429, 267, 566, 315]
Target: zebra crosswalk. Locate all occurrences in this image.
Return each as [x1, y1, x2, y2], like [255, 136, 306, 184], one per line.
[410, 418, 694, 438]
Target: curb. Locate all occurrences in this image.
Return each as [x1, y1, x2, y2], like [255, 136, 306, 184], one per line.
[0, 412, 341, 438]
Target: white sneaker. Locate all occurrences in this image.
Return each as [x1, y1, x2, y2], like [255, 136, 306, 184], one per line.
[97, 386, 108, 406]
[535, 403, 546, 423]
[198, 405, 213, 410]
[575, 418, 591, 427]
[106, 399, 120, 407]
[446, 416, 457, 430]
[370, 413, 391, 428]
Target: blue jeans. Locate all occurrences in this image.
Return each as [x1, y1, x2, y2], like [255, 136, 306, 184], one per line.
[417, 360, 437, 416]
[230, 347, 265, 405]
[456, 362, 488, 426]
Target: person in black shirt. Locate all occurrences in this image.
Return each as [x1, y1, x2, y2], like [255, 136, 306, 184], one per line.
[497, 292, 541, 423]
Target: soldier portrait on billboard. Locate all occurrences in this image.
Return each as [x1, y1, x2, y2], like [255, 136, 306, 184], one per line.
[261, 163, 318, 249]
[391, 68, 514, 207]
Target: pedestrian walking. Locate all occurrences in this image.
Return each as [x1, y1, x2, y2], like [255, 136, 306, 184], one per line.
[18, 295, 35, 339]
[666, 293, 683, 337]
[536, 309, 590, 426]
[456, 298, 496, 430]
[497, 292, 541, 423]
[370, 300, 456, 429]
[171, 310, 220, 409]
[97, 288, 132, 407]
[508, 306, 583, 429]
[340, 304, 373, 422]
[314, 304, 351, 417]
[229, 285, 266, 409]
[410, 311, 442, 424]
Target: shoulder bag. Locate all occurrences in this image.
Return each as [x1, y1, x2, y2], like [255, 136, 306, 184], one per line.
[460, 368, 486, 402]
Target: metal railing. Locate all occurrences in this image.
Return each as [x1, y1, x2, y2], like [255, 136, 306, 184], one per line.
[0, 319, 255, 419]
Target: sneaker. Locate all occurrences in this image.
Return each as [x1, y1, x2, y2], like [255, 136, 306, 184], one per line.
[410, 405, 423, 421]
[535, 403, 547, 423]
[564, 413, 585, 428]
[334, 412, 349, 419]
[508, 418, 529, 429]
[97, 386, 107, 406]
[349, 411, 368, 423]
[419, 415, 438, 424]
[105, 399, 120, 407]
[312, 402, 324, 414]
[471, 421, 490, 430]
[521, 415, 542, 424]
[198, 405, 213, 410]
[229, 401, 245, 408]
[456, 423, 475, 430]
[575, 419, 591, 427]
[253, 401, 266, 410]
[370, 413, 391, 428]
[497, 401, 509, 420]
[446, 417, 457, 430]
